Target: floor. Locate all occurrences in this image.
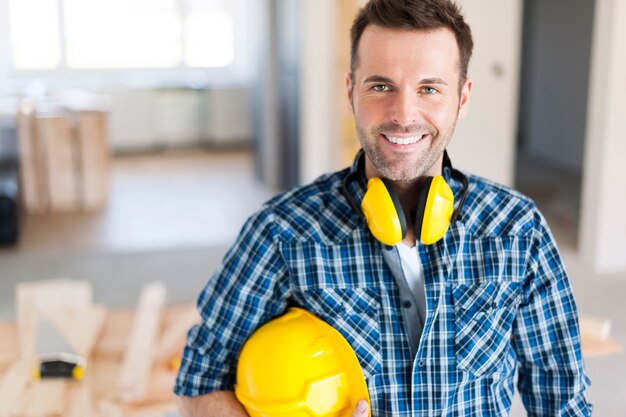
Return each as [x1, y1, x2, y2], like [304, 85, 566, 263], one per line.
[0, 149, 624, 415]
[0, 149, 275, 318]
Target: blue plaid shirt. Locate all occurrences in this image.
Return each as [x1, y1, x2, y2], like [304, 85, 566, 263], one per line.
[175, 156, 592, 416]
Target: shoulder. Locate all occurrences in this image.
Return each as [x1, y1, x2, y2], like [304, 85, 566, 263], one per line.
[459, 171, 544, 238]
[252, 168, 356, 243]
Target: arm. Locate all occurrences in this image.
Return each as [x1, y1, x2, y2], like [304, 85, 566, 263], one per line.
[177, 393, 370, 417]
[512, 213, 592, 416]
[174, 209, 291, 403]
[177, 391, 248, 417]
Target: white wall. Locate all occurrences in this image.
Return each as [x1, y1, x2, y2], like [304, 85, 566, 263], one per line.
[449, 0, 522, 187]
[107, 88, 252, 153]
[0, 0, 10, 96]
[580, 0, 626, 273]
[298, 0, 338, 185]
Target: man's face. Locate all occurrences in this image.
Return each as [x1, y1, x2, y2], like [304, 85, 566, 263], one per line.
[347, 25, 472, 181]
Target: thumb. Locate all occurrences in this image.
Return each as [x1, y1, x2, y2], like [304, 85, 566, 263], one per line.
[351, 399, 369, 417]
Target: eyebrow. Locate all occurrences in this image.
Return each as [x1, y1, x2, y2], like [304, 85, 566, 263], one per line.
[362, 75, 394, 85]
[362, 75, 449, 86]
[419, 77, 448, 86]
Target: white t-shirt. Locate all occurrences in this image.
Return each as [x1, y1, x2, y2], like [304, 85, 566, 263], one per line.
[396, 242, 424, 301]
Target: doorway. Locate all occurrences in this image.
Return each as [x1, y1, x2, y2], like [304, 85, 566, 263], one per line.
[515, 0, 595, 249]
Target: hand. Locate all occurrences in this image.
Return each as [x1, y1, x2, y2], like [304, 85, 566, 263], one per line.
[351, 399, 369, 417]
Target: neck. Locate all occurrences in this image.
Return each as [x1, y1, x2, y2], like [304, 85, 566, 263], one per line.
[388, 158, 446, 245]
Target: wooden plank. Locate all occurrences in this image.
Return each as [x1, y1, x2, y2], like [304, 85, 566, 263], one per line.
[581, 337, 623, 358]
[94, 305, 197, 360]
[117, 282, 167, 403]
[121, 400, 177, 417]
[16, 279, 92, 359]
[121, 365, 178, 409]
[65, 378, 96, 417]
[17, 99, 48, 214]
[154, 303, 199, 364]
[0, 322, 18, 373]
[16, 280, 39, 360]
[92, 310, 134, 359]
[90, 358, 121, 406]
[0, 360, 30, 417]
[19, 379, 68, 417]
[38, 113, 80, 212]
[579, 314, 611, 341]
[3, 301, 197, 416]
[49, 305, 107, 358]
[98, 401, 125, 417]
[76, 111, 110, 211]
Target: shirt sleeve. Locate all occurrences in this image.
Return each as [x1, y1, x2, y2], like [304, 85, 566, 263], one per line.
[174, 207, 291, 396]
[512, 210, 592, 416]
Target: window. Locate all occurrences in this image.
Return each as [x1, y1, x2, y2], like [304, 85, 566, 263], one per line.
[8, 0, 62, 69]
[7, 0, 244, 70]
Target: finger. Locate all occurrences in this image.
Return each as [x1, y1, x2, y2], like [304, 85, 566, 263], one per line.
[351, 399, 369, 417]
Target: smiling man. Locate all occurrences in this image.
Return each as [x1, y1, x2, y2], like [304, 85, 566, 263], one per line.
[347, 23, 472, 246]
[175, 1, 592, 416]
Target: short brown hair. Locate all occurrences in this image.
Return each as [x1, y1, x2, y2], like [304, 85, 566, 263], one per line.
[350, 0, 473, 86]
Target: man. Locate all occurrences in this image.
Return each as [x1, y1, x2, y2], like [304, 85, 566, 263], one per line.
[175, 0, 592, 415]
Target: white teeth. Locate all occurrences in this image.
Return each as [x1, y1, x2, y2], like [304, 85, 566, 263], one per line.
[384, 135, 423, 145]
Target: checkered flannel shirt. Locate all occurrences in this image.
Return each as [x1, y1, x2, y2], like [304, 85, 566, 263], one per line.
[175, 155, 592, 416]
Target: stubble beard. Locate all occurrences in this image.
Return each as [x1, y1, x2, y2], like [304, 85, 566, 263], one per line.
[356, 120, 457, 182]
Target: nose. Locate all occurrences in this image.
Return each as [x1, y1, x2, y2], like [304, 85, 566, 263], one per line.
[389, 89, 418, 127]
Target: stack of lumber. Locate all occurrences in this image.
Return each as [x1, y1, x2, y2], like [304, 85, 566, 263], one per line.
[17, 95, 110, 215]
[0, 279, 200, 417]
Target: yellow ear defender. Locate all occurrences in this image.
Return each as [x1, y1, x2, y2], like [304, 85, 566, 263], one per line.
[360, 177, 407, 246]
[361, 176, 454, 245]
[343, 150, 468, 246]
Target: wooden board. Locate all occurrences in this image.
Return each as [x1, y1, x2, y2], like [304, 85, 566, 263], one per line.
[38, 114, 80, 212]
[77, 111, 110, 211]
[17, 100, 48, 214]
[579, 314, 611, 341]
[16, 279, 93, 359]
[581, 337, 624, 358]
[0, 322, 18, 374]
[0, 300, 200, 417]
[0, 360, 31, 417]
[155, 303, 199, 363]
[117, 282, 167, 403]
[49, 305, 107, 358]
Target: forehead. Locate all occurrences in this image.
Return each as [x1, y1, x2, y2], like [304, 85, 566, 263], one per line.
[356, 25, 460, 81]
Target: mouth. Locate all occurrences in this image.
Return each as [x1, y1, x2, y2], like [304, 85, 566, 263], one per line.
[382, 133, 427, 145]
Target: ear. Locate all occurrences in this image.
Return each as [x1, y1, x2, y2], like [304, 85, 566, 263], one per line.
[345, 72, 355, 113]
[457, 78, 473, 120]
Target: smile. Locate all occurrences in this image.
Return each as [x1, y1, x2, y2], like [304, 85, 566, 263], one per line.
[383, 134, 426, 145]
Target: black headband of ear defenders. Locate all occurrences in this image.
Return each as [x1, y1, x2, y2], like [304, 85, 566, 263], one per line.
[341, 150, 469, 223]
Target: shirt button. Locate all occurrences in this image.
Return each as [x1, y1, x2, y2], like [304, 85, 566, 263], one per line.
[402, 300, 412, 309]
[418, 360, 425, 367]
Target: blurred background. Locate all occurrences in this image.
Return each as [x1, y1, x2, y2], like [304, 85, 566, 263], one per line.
[0, 0, 624, 416]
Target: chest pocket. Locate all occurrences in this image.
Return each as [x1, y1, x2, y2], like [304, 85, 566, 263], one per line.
[452, 280, 520, 376]
[298, 287, 382, 380]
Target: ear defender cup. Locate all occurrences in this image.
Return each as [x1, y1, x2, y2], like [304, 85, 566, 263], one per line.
[414, 176, 455, 245]
[361, 176, 455, 246]
[360, 178, 407, 246]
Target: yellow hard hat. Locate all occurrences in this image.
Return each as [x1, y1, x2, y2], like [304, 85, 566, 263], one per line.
[235, 307, 371, 417]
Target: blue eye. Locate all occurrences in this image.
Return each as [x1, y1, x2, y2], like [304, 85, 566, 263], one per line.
[372, 85, 390, 92]
[423, 86, 438, 94]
